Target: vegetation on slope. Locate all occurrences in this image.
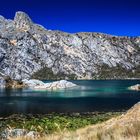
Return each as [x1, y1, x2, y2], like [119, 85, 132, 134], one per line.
[31, 67, 77, 80]
[31, 65, 140, 80]
[94, 64, 140, 79]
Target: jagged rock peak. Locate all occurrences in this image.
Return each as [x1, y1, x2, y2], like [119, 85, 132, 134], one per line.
[14, 11, 33, 31]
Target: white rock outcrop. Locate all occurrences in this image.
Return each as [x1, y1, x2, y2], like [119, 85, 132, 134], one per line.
[22, 79, 77, 90]
[128, 84, 140, 91]
[22, 79, 45, 87]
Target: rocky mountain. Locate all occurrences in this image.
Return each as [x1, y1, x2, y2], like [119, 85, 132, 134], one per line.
[0, 11, 140, 81]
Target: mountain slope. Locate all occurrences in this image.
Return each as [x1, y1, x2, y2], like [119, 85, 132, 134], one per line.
[0, 11, 140, 80]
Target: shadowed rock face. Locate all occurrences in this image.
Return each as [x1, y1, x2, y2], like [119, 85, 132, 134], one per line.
[0, 11, 139, 80]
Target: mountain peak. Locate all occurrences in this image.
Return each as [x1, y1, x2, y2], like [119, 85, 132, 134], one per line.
[14, 11, 33, 31]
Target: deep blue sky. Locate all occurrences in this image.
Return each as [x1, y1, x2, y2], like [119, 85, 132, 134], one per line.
[0, 0, 140, 36]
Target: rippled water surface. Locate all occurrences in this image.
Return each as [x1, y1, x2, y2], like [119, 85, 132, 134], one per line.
[0, 80, 140, 116]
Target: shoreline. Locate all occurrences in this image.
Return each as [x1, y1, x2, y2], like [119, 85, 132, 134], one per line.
[0, 111, 122, 136]
[0, 110, 124, 118]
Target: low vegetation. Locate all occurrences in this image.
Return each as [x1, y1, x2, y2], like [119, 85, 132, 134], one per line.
[32, 65, 140, 80]
[7, 103, 140, 140]
[94, 64, 140, 79]
[0, 112, 120, 134]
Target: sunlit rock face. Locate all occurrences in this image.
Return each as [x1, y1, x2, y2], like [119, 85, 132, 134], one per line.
[22, 79, 77, 89]
[14, 11, 33, 31]
[0, 11, 139, 80]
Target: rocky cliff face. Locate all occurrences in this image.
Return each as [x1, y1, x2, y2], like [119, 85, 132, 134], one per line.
[0, 11, 139, 80]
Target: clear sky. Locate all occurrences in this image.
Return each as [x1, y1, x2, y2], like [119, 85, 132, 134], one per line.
[0, 0, 140, 36]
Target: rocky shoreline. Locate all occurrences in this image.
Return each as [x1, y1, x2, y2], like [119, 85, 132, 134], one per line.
[0, 76, 77, 89]
[0, 103, 140, 140]
[22, 79, 77, 89]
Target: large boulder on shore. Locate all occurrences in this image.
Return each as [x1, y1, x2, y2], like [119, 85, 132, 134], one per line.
[22, 79, 77, 89]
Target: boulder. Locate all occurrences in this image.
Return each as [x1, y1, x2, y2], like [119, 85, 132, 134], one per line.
[128, 84, 140, 91]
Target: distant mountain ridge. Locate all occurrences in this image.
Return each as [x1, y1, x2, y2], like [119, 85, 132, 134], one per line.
[0, 11, 139, 80]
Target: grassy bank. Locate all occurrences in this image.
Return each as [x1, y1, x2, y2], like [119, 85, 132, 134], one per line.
[9, 103, 140, 140]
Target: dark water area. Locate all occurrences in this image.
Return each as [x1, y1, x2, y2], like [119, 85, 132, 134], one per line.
[0, 80, 140, 117]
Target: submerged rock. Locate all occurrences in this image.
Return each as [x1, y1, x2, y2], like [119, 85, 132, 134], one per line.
[128, 84, 140, 91]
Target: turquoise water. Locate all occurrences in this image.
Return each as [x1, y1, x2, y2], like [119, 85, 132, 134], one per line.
[0, 80, 140, 116]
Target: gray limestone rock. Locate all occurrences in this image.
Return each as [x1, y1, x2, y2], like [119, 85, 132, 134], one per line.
[0, 11, 139, 80]
[14, 11, 33, 31]
[22, 79, 77, 89]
